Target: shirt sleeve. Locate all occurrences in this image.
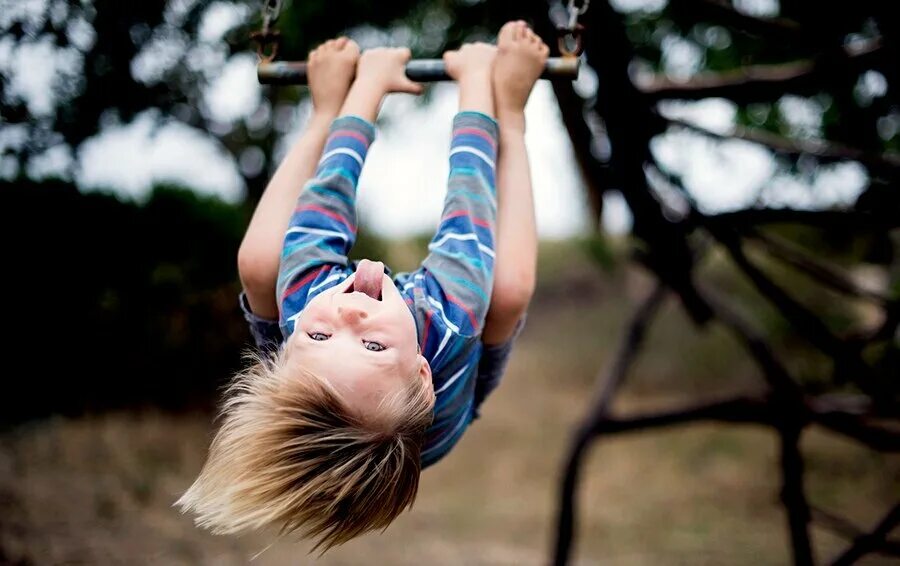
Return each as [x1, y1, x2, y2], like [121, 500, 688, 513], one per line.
[277, 115, 376, 332]
[418, 111, 499, 340]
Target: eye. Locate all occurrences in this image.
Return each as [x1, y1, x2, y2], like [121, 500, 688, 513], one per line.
[364, 340, 386, 352]
[308, 332, 330, 341]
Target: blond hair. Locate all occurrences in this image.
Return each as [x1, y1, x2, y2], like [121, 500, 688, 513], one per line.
[176, 348, 435, 552]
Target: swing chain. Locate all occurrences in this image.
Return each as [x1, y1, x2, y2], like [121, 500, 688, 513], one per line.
[251, 0, 283, 63]
[558, 0, 590, 57]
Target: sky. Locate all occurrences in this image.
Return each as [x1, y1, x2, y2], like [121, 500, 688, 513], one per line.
[1, 0, 880, 239]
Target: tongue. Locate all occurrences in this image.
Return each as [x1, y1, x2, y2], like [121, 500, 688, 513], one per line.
[354, 259, 384, 300]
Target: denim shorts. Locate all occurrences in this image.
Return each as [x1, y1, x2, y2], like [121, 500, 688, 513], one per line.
[238, 292, 524, 417]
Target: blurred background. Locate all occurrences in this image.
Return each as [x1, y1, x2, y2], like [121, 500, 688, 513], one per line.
[1, 0, 898, 564]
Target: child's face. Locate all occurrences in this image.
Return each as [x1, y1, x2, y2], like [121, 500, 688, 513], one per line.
[286, 264, 431, 416]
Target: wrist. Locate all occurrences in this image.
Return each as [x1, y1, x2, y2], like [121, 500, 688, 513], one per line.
[350, 73, 392, 96]
[309, 108, 339, 126]
[457, 69, 492, 86]
[497, 110, 526, 133]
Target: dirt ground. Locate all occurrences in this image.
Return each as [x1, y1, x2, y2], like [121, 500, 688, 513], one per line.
[2, 256, 898, 565]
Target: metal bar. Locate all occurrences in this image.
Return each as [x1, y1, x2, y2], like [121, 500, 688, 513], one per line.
[258, 57, 581, 85]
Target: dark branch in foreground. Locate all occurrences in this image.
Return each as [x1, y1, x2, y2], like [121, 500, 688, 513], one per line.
[554, 282, 667, 566]
[743, 228, 891, 305]
[830, 503, 900, 565]
[543, 1, 899, 563]
[781, 424, 815, 565]
[810, 504, 900, 556]
[707, 227, 888, 400]
[812, 506, 865, 540]
[591, 394, 773, 433]
[691, 208, 900, 231]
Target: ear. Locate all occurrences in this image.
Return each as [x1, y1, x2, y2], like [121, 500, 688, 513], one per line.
[416, 355, 432, 385]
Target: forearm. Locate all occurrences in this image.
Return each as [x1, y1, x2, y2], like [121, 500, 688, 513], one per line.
[481, 116, 537, 345]
[246, 112, 335, 242]
[238, 110, 335, 318]
[494, 119, 537, 289]
[338, 80, 386, 123]
[458, 72, 494, 117]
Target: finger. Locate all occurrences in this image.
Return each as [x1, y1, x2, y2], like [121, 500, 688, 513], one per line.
[335, 37, 349, 49]
[400, 79, 424, 95]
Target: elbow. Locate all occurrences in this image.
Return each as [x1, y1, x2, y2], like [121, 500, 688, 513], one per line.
[237, 239, 279, 297]
[489, 269, 536, 323]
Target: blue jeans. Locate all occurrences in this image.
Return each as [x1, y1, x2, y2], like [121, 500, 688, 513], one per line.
[238, 292, 523, 418]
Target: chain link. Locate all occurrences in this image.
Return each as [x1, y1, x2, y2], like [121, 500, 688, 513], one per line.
[558, 0, 590, 57]
[261, 0, 283, 31]
[252, 0, 284, 63]
[565, 0, 590, 31]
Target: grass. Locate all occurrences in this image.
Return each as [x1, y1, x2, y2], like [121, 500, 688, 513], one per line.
[1, 241, 897, 565]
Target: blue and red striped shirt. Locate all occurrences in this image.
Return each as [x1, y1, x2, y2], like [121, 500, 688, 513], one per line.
[276, 112, 499, 467]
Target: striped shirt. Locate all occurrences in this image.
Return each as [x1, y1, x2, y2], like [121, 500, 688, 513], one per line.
[276, 112, 499, 468]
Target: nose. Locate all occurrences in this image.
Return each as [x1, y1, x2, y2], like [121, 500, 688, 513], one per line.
[337, 304, 368, 325]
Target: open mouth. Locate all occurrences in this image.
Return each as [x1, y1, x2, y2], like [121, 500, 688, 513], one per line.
[346, 259, 384, 301]
[343, 282, 382, 301]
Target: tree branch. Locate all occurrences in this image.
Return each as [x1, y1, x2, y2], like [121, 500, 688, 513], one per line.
[810, 409, 900, 452]
[637, 39, 884, 103]
[666, 0, 807, 43]
[578, 0, 715, 325]
[699, 285, 803, 398]
[590, 394, 774, 435]
[743, 228, 891, 305]
[663, 116, 900, 176]
[709, 226, 890, 401]
[780, 424, 815, 565]
[553, 282, 667, 566]
[830, 503, 900, 565]
[812, 505, 864, 540]
[692, 208, 900, 231]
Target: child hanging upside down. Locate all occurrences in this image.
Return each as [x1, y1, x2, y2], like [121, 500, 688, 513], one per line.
[178, 21, 548, 551]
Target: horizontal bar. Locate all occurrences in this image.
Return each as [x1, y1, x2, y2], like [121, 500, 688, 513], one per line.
[258, 57, 580, 85]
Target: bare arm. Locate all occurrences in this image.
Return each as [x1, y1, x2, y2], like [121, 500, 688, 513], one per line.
[237, 113, 336, 318]
[480, 21, 546, 345]
[237, 38, 360, 319]
[482, 116, 538, 345]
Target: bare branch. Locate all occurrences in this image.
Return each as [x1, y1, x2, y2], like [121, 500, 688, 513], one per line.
[780, 424, 815, 565]
[553, 282, 667, 566]
[591, 394, 774, 434]
[663, 116, 900, 176]
[692, 208, 899, 231]
[830, 503, 900, 565]
[699, 285, 803, 397]
[637, 39, 884, 103]
[811, 410, 900, 452]
[743, 228, 892, 305]
[666, 0, 806, 43]
[708, 226, 890, 400]
[812, 505, 864, 540]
